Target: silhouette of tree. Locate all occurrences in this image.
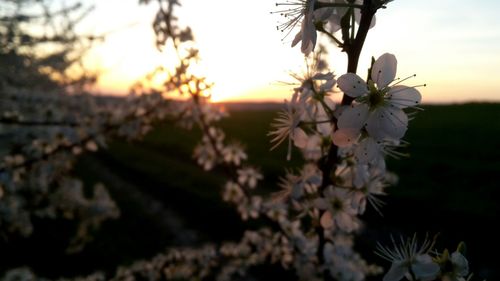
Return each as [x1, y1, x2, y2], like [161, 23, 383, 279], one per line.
[0, 0, 98, 93]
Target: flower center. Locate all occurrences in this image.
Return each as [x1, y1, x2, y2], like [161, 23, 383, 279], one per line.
[332, 198, 343, 211]
[368, 91, 385, 108]
[365, 80, 387, 108]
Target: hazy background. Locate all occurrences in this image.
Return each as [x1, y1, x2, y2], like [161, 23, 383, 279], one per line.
[80, 0, 500, 103]
[1, 1, 499, 280]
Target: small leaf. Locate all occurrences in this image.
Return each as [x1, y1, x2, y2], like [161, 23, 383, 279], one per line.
[457, 241, 467, 255]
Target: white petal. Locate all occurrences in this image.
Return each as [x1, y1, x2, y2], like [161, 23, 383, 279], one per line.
[383, 261, 408, 281]
[387, 85, 422, 108]
[323, 96, 336, 110]
[451, 252, 469, 277]
[314, 7, 334, 21]
[293, 128, 308, 148]
[337, 103, 369, 130]
[291, 30, 302, 48]
[353, 164, 369, 188]
[291, 183, 304, 199]
[355, 137, 380, 164]
[366, 107, 408, 140]
[313, 198, 329, 210]
[317, 122, 333, 137]
[301, 36, 315, 55]
[334, 4, 349, 19]
[320, 211, 334, 229]
[327, 14, 342, 33]
[304, 134, 322, 160]
[351, 192, 366, 214]
[370, 14, 376, 28]
[320, 78, 336, 92]
[312, 72, 334, 81]
[412, 255, 440, 281]
[336, 211, 355, 232]
[301, 15, 317, 55]
[323, 243, 335, 262]
[337, 73, 368, 97]
[313, 105, 332, 136]
[332, 128, 360, 147]
[372, 53, 397, 89]
[323, 185, 336, 198]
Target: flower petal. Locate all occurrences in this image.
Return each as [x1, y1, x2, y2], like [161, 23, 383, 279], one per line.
[337, 103, 369, 130]
[314, 198, 329, 210]
[387, 85, 422, 108]
[293, 127, 308, 148]
[314, 7, 334, 21]
[355, 137, 381, 164]
[300, 11, 317, 55]
[332, 128, 359, 147]
[317, 122, 333, 137]
[451, 251, 469, 277]
[351, 191, 366, 214]
[412, 255, 440, 281]
[301, 31, 316, 55]
[337, 73, 368, 97]
[383, 261, 408, 281]
[312, 72, 335, 81]
[320, 78, 336, 92]
[320, 210, 334, 229]
[303, 134, 322, 160]
[291, 30, 302, 48]
[315, 105, 333, 136]
[327, 14, 342, 33]
[372, 53, 397, 89]
[336, 211, 355, 232]
[366, 107, 408, 140]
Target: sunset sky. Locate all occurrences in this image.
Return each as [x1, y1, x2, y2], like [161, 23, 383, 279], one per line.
[81, 0, 500, 103]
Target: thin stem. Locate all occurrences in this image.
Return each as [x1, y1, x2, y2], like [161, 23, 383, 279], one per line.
[315, 2, 363, 10]
[342, 0, 376, 104]
[350, 7, 355, 42]
[194, 96, 238, 179]
[321, 0, 375, 186]
[0, 102, 169, 173]
[299, 119, 332, 125]
[316, 2, 377, 280]
[317, 97, 336, 121]
[317, 26, 343, 47]
[0, 118, 82, 127]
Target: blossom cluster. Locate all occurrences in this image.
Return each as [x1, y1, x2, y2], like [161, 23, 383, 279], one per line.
[0, 0, 480, 281]
[376, 235, 470, 281]
[0, 82, 173, 250]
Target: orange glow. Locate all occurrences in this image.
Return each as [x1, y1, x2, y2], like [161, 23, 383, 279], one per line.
[83, 0, 500, 104]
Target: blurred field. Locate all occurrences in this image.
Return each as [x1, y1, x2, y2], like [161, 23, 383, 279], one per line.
[1, 103, 499, 280]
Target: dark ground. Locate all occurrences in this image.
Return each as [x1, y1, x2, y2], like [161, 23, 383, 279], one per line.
[0, 103, 498, 280]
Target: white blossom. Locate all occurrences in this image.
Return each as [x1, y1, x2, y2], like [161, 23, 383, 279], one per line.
[376, 235, 440, 281]
[237, 167, 263, 189]
[222, 181, 245, 203]
[268, 97, 304, 160]
[221, 142, 247, 166]
[314, 186, 359, 232]
[334, 53, 422, 144]
[442, 251, 469, 281]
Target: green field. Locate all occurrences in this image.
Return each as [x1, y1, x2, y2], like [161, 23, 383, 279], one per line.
[1, 103, 499, 280]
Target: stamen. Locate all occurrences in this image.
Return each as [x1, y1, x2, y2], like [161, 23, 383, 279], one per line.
[366, 194, 385, 216]
[388, 84, 425, 96]
[272, 0, 309, 40]
[391, 74, 416, 86]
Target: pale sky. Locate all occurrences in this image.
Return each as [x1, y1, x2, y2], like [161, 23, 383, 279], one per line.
[80, 0, 500, 103]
